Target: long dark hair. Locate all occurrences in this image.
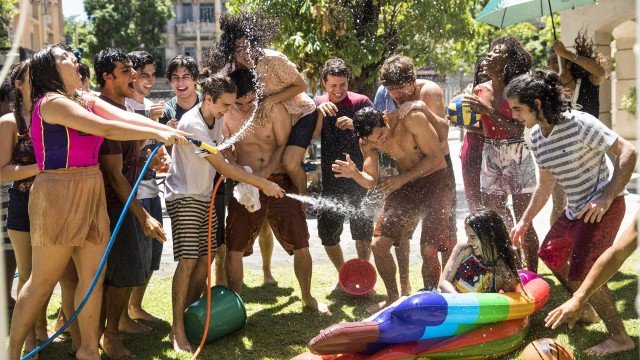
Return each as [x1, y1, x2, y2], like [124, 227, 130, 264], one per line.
[29, 44, 85, 108]
[505, 69, 570, 125]
[9, 60, 30, 136]
[203, 11, 278, 74]
[570, 29, 607, 80]
[489, 35, 532, 85]
[465, 209, 521, 280]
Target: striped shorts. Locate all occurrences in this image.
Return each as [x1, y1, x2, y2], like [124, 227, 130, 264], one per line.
[1, 183, 12, 252]
[166, 197, 217, 261]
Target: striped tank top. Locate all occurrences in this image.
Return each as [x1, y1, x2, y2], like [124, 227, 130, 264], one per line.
[30, 96, 104, 170]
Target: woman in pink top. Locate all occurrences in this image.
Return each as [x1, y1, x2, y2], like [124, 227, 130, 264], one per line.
[463, 36, 539, 272]
[8, 44, 190, 360]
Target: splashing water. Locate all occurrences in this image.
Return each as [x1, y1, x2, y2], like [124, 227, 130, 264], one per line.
[285, 193, 357, 215]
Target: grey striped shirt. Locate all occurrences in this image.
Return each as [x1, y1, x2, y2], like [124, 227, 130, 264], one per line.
[529, 111, 617, 220]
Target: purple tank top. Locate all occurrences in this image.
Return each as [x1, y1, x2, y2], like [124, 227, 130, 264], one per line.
[30, 96, 104, 170]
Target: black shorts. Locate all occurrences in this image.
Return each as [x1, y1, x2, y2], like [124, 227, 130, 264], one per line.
[105, 204, 151, 288]
[6, 188, 30, 232]
[317, 187, 374, 246]
[287, 109, 317, 148]
[139, 196, 163, 272]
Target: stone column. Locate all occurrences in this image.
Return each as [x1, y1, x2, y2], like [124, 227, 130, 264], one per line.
[612, 21, 637, 141]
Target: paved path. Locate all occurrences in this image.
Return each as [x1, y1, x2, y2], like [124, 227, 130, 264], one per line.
[153, 128, 640, 279]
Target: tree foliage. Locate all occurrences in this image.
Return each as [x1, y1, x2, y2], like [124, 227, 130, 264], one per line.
[84, 0, 173, 59]
[0, 0, 17, 47]
[227, 0, 557, 94]
[64, 16, 96, 60]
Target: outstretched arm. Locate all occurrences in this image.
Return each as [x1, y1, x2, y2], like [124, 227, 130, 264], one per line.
[511, 169, 556, 244]
[545, 219, 637, 329]
[552, 40, 606, 85]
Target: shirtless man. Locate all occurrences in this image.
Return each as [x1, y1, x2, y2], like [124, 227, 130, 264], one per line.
[375, 55, 457, 294]
[223, 68, 328, 313]
[333, 106, 455, 310]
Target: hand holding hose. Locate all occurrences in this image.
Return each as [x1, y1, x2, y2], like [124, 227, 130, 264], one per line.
[155, 130, 191, 146]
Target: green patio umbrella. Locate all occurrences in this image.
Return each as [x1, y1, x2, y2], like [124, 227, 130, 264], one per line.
[475, 0, 597, 39]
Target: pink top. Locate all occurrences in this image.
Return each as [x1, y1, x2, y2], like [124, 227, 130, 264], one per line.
[31, 96, 104, 170]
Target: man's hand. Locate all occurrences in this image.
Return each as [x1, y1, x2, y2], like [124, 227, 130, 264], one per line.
[259, 179, 285, 198]
[317, 102, 338, 117]
[510, 220, 530, 248]
[155, 130, 190, 146]
[336, 116, 354, 130]
[167, 118, 179, 129]
[545, 296, 584, 329]
[462, 94, 494, 115]
[142, 215, 166, 243]
[398, 100, 427, 119]
[147, 149, 170, 172]
[576, 196, 613, 223]
[149, 101, 165, 121]
[378, 176, 404, 195]
[332, 154, 359, 179]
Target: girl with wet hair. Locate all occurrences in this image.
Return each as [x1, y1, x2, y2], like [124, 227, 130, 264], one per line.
[439, 209, 522, 293]
[462, 35, 539, 273]
[8, 44, 189, 360]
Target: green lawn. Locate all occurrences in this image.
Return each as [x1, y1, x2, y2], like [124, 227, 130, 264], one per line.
[40, 251, 638, 359]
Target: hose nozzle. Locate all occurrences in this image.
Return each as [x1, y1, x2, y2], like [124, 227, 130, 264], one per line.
[187, 137, 219, 155]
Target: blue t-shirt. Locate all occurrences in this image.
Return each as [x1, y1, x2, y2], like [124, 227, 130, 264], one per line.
[373, 85, 397, 113]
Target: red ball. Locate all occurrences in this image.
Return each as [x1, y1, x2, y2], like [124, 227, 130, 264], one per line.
[338, 258, 377, 296]
[521, 338, 575, 360]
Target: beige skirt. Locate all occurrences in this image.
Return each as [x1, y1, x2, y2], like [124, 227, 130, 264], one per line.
[29, 166, 109, 247]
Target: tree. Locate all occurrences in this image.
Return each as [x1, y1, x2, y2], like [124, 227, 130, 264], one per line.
[0, 0, 16, 47]
[227, 0, 557, 95]
[64, 16, 96, 60]
[84, 0, 173, 60]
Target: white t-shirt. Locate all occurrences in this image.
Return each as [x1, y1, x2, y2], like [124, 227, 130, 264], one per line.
[165, 105, 223, 201]
[126, 97, 162, 200]
[529, 110, 619, 220]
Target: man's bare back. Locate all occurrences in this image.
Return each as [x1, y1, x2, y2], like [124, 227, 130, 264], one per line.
[223, 103, 290, 175]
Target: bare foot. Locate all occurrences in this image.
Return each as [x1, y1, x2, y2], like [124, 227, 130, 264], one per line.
[366, 298, 398, 315]
[75, 347, 101, 360]
[128, 306, 163, 323]
[584, 337, 636, 356]
[170, 330, 193, 353]
[100, 331, 135, 359]
[22, 337, 39, 360]
[262, 272, 278, 286]
[118, 316, 153, 334]
[302, 297, 331, 314]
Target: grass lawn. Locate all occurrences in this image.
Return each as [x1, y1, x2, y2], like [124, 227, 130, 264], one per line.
[40, 251, 638, 359]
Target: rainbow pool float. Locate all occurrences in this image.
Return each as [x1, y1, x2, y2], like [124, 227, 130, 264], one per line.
[295, 270, 550, 360]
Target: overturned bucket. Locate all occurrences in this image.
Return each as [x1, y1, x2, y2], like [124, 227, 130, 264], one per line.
[184, 285, 247, 344]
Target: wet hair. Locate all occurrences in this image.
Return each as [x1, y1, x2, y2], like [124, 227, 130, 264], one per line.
[353, 106, 385, 139]
[9, 60, 30, 136]
[128, 51, 154, 71]
[202, 11, 279, 73]
[94, 48, 130, 88]
[321, 58, 351, 82]
[379, 55, 416, 87]
[77, 62, 91, 81]
[505, 69, 570, 125]
[29, 44, 85, 108]
[465, 209, 522, 283]
[489, 36, 532, 85]
[200, 75, 236, 102]
[0, 77, 11, 103]
[228, 68, 257, 99]
[551, 29, 607, 80]
[165, 55, 199, 82]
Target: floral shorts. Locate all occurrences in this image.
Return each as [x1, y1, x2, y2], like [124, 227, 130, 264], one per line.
[480, 140, 536, 196]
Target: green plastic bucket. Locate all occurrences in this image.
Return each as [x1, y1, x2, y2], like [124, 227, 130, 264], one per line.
[184, 285, 247, 344]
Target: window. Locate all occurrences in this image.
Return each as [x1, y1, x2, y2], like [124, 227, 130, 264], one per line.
[184, 47, 195, 57]
[200, 3, 214, 23]
[182, 3, 193, 22]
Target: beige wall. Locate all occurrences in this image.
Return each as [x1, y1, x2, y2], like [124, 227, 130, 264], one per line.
[11, 1, 66, 51]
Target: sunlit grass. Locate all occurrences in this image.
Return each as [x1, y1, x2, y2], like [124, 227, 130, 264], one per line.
[39, 251, 638, 359]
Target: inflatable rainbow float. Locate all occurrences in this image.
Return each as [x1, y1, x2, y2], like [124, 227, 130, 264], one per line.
[294, 270, 550, 360]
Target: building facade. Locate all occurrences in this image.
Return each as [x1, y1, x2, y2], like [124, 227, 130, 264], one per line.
[9, 0, 65, 54]
[163, 0, 227, 69]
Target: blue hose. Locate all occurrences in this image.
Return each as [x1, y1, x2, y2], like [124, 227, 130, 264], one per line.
[21, 143, 163, 360]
